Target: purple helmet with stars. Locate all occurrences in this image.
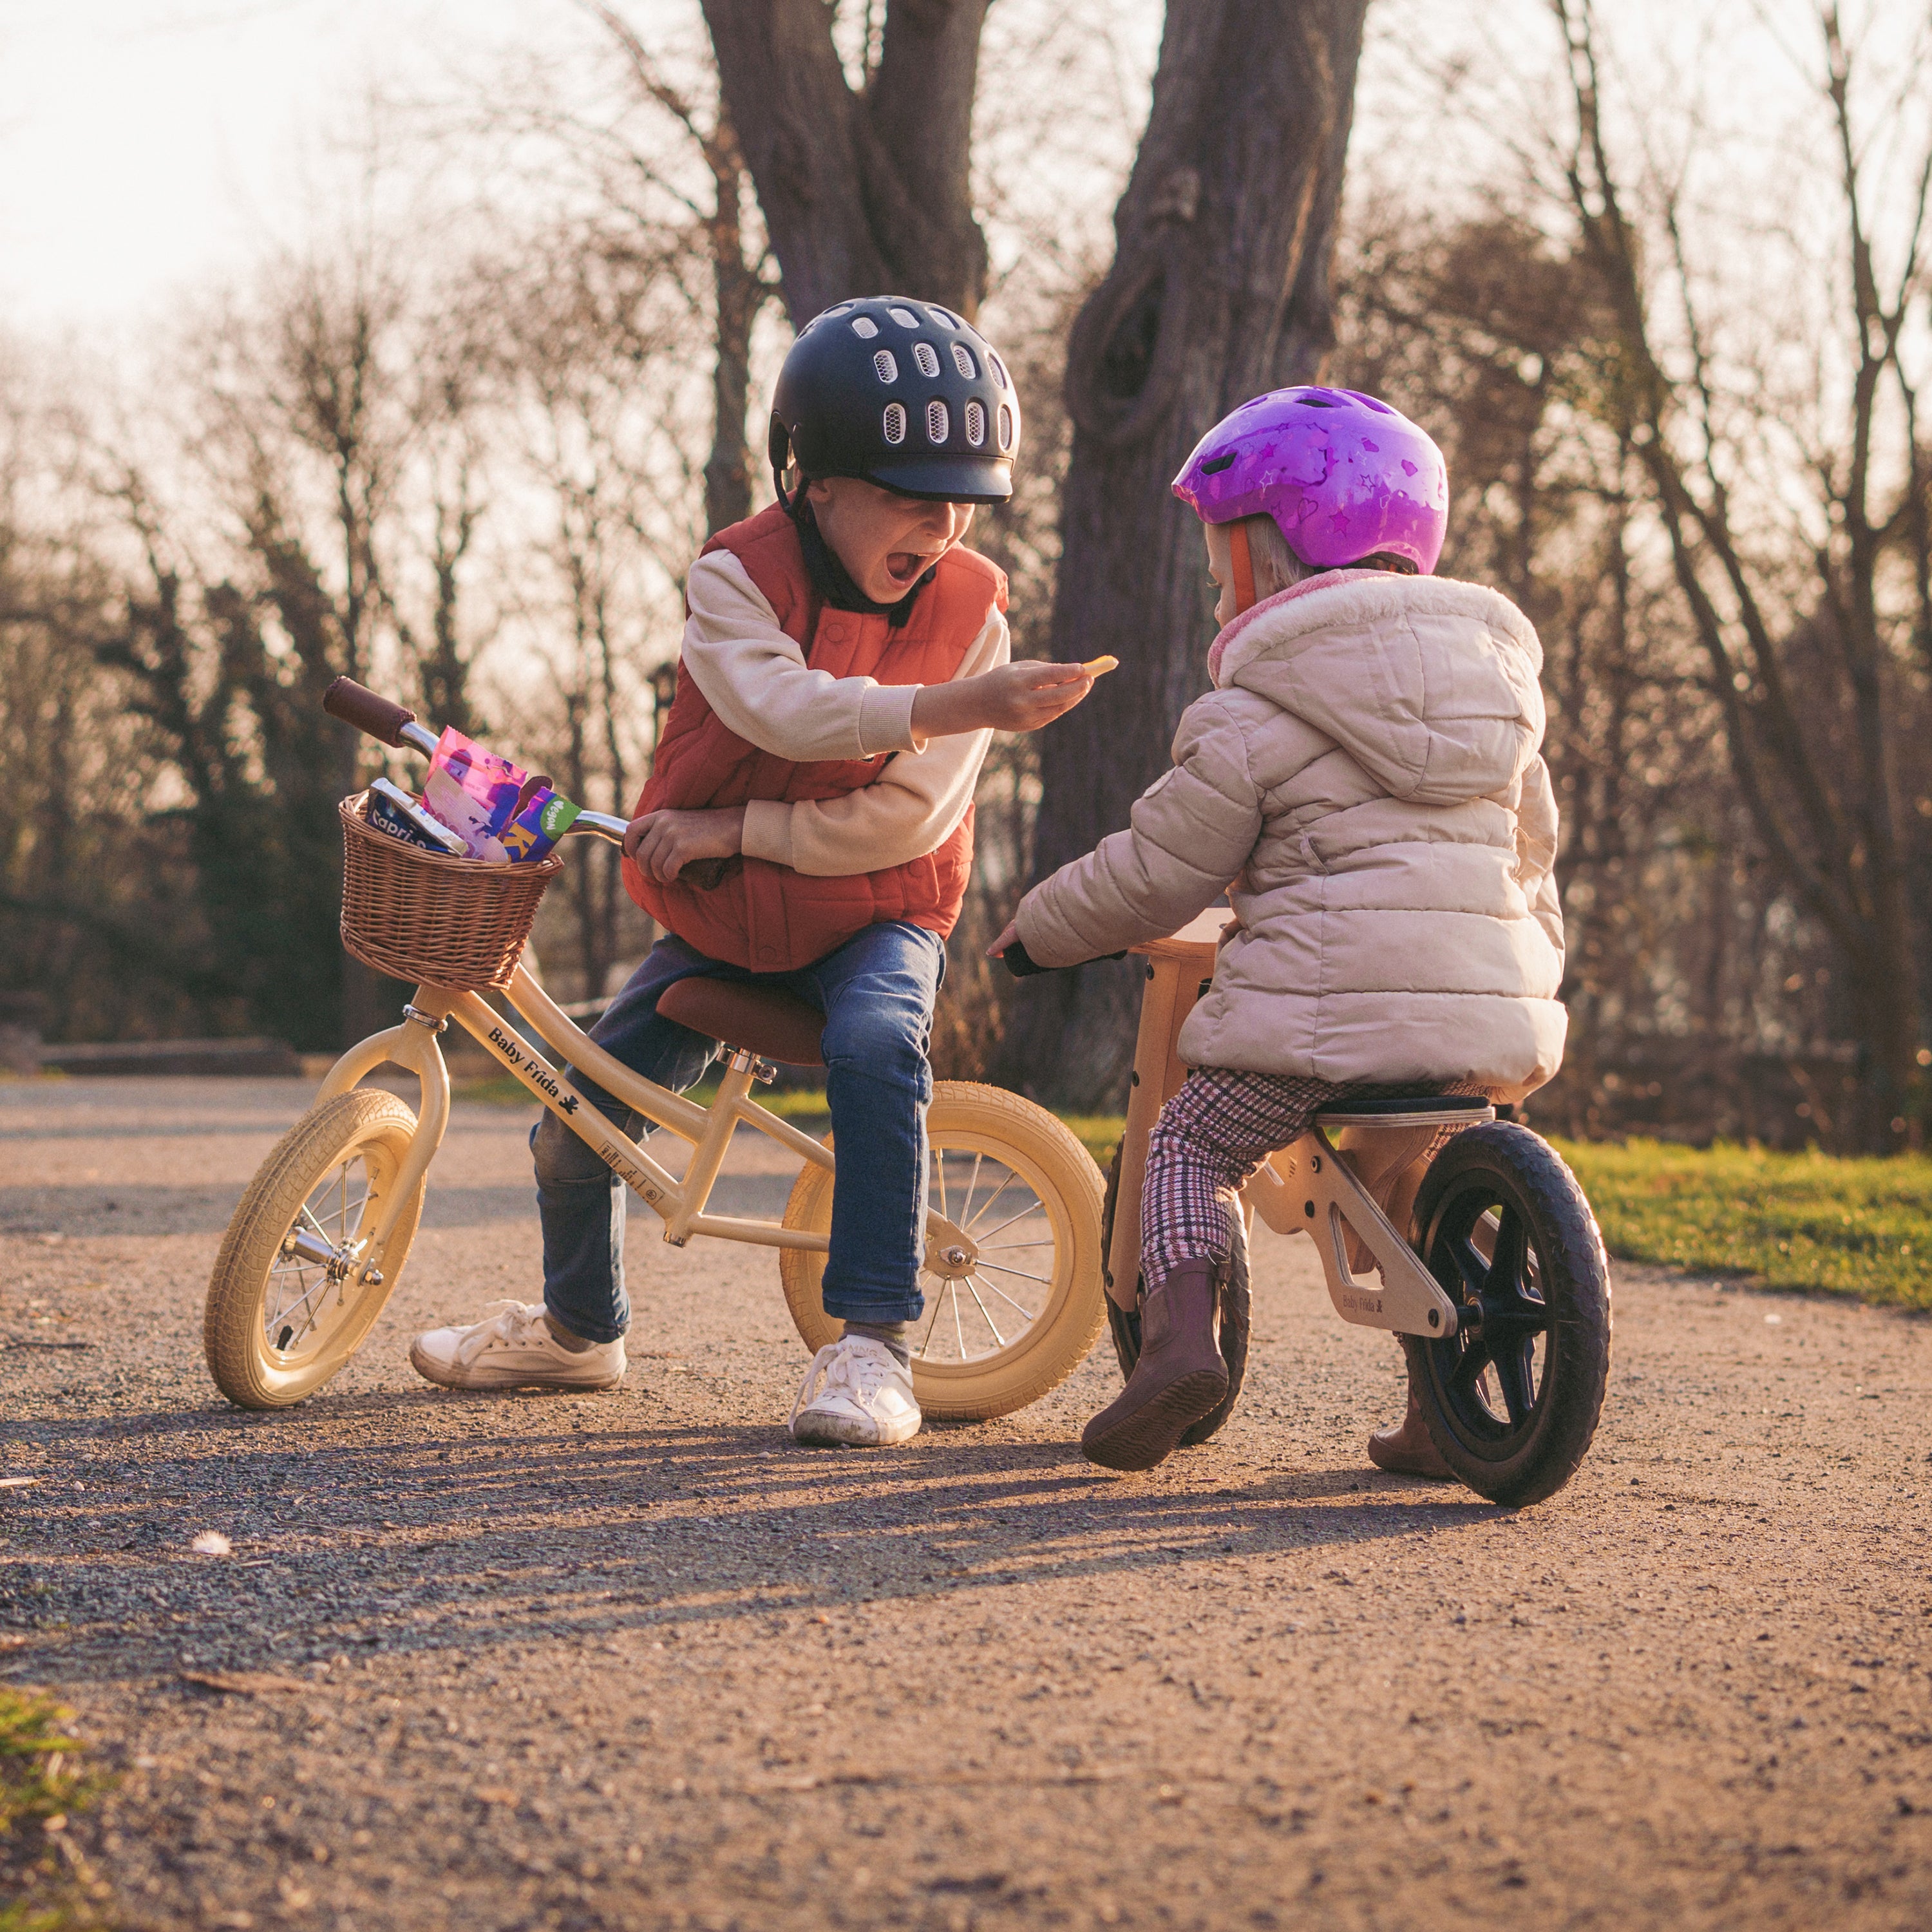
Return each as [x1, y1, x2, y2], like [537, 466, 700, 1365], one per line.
[1171, 386, 1448, 576]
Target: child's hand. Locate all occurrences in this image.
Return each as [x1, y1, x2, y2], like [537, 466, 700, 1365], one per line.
[623, 806, 746, 884]
[913, 661, 1097, 737]
[987, 918, 1020, 960]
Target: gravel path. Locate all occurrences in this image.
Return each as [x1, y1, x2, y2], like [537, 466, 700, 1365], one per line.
[3, 1074, 1930, 1932]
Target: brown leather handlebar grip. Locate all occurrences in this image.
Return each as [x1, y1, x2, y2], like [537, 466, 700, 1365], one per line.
[323, 677, 419, 747]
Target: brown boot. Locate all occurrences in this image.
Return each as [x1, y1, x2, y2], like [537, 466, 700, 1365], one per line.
[1367, 1386, 1454, 1479]
[1082, 1260, 1229, 1472]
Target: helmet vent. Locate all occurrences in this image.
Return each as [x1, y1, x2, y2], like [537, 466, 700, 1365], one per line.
[912, 341, 941, 378]
[889, 306, 920, 328]
[851, 316, 880, 339]
[987, 351, 1010, 390]
[825, 301, 855, 316]
[997, 404, 1013, 451]
[882, 402, 907, 446]
[1200, 451, 1238, 475]
[873, 349, 899, 384]
[925, 305, 961, 329]
[925, 399, 950, 444]
[964, 399, 986, 446]
[950, 343, 977, 379]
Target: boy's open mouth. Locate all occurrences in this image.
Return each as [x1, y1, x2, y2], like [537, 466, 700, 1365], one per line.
[885, 549, 932, 588]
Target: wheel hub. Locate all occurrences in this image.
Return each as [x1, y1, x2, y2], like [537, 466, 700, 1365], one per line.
[923, 1215, 978, 1280]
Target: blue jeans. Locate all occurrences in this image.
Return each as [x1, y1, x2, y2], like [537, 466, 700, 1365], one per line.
[534, 921, 947, 1341]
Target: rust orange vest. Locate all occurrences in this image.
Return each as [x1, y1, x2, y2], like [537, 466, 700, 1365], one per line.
[624, 504, 1006, 972]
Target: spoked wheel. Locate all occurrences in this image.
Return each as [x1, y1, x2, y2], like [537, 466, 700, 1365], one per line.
[204, 1090, 426, 1410]
[1099, 1143, 1250, 1445]
[780, 1082, 1105, 1420]
[1405, 1123, 1611, 1506]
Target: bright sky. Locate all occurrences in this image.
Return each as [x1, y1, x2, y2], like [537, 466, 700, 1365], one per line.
[0, 0, 554, 328]
[0, 0, 1886, 337]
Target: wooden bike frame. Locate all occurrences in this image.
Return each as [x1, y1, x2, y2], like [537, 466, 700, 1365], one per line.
[1109, 911, 1472, 1341]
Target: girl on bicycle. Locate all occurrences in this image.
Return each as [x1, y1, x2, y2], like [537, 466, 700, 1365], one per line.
[997, 388, 1567, 1475]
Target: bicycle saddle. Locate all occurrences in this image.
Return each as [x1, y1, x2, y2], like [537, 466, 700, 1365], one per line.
[1314, 1094, 1495, 1126]
[655, 978, 826, 1068]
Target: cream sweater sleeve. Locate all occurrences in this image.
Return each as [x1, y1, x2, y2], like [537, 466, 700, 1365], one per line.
[680, 551, 922, 759]
[677, 547, 1009, 878]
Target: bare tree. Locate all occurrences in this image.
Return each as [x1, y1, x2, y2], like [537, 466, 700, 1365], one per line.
[578, 3, 777, 531]
[479, 235, 700, 999]
[91, 242, 505, 1046]
[1010, 0, 1372, 1106]
[699, 0, 992, 321]
[1553, 0, 1932, 1150]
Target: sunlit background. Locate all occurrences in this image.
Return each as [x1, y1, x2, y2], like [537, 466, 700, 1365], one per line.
[2, 0, 1927, 1153]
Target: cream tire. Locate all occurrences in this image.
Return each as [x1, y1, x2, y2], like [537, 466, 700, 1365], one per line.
[780, 1082, 1106, 1421]
[204, 1090, 426, 1410]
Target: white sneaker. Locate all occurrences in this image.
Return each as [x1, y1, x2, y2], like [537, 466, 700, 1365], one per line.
[789, 1335, 922, 1447]
[409, 1300, 626, 1392]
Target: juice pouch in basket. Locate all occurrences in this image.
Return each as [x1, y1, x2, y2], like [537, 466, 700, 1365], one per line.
[421, 728, 527, 862]
[498, 786, 582, 862]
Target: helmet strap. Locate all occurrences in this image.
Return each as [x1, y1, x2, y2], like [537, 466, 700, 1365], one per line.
[1228, 519, 1256, 616]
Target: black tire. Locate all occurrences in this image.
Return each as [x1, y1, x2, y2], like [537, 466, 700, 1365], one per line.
[1404, 1123, 1611, 1507]
[1099, 1142, 1250, 1445]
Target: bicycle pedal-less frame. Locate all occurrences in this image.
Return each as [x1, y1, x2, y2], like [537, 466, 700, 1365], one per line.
[1112, 910, 1474, 1341]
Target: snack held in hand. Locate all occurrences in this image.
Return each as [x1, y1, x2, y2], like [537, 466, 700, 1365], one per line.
[1081, 655, 1119, 678]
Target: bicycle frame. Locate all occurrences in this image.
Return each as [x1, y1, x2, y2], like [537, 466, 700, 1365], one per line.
[303, 688, 999, 1301]
[313, 964, 845, 1282]
[1112, 910, 1468, 1342]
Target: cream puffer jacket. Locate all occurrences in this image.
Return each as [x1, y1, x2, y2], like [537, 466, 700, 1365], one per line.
[1015, 572, 1567, 1100]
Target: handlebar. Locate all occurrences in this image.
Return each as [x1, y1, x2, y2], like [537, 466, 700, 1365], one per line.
[322, 676, 627, 845]
[998, 940, 1126, 980]
[323, 677, 437, 755]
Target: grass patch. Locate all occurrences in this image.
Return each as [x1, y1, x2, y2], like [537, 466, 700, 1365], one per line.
[0, 1687, 109, 1930]
[1061, 1115, 1125, 1164]
[1554, 1139, 1932, 1310]
[451, 1073, 536, 1106]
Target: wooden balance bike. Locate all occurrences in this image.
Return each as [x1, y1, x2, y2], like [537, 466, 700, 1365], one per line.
[1084, 909, 1611, 1506]
[203, 681, 1105, 1420]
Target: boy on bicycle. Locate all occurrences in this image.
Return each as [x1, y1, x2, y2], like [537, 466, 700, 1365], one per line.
[996, 388, 1566, 1475]
[412, 297, 1093, 1447]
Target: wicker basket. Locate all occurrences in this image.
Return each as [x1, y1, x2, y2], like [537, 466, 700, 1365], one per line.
[339, 792, 564, 990]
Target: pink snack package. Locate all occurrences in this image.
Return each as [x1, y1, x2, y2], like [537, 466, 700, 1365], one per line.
[421, 728, 526, 862]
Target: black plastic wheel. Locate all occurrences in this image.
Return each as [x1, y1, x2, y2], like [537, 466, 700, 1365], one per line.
[1099, 1142, 1249, 1444]
[1404, 1123, 1611, 1507]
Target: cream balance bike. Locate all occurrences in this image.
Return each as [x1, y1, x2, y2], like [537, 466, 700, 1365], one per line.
[203, 680, 1105, 1419]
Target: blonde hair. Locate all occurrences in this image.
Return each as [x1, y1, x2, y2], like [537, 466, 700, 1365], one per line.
[1235, 513, 1421, 598]
[1238, 514, 1307, 599]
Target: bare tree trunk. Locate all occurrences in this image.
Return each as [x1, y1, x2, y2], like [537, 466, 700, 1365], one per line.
[582, 5, 773, 531]
[705, 135, 762, 531]
[1008, 0, 1370, 1107]
[699, 0, 990, 322]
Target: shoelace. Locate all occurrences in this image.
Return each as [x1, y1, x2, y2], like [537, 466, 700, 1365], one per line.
[791, 1338, 892, 1421]
[453, 1300, 543, 1367]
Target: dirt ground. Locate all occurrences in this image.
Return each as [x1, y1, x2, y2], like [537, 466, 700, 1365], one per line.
[3, 1073, 1930, 1932]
